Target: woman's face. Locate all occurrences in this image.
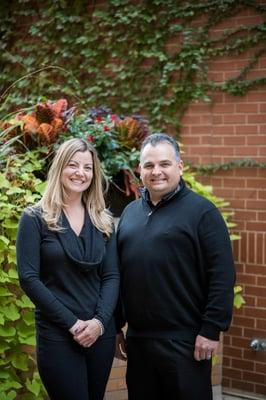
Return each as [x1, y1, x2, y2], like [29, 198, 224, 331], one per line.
[61, 150, 93, 196]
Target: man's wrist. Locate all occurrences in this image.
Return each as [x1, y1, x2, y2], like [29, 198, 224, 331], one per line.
[92, 318, 104, 335]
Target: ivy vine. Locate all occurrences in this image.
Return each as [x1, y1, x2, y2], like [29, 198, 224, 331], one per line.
[0, 0, 265, 133]
[188, 158, 266, 175]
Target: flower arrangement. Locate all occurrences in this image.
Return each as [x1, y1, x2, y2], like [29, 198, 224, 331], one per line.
[0, 101, 150, 198]
[67, 106, 150, 197]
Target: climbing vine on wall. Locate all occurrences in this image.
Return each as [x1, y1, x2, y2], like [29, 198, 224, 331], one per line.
[0, 0, 265, 133]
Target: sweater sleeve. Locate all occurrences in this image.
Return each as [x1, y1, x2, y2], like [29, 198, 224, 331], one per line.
[16, 211, 77, 330]
[198, 208, 236, 341]
[94, 231, 120, 329]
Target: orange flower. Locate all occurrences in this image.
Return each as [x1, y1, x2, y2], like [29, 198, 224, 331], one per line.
[37, 123, 54, 144]
[22, 115, 39, 133]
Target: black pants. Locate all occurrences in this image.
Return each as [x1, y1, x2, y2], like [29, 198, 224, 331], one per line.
[126, 337, 213, 400]
[37, 335, 115, 400]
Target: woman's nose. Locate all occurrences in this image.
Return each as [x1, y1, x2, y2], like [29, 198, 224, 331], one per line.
[75, 168, 83, 176]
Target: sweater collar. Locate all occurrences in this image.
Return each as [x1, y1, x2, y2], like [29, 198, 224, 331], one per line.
[141, 178, 185, 207]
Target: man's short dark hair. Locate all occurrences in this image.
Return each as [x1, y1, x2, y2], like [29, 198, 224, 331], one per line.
[140, 133, 180, 160]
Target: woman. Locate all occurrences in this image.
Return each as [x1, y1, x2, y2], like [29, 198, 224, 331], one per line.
[16, 138, 120, 400]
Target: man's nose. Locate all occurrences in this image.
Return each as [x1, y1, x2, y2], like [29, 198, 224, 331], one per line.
[151, 165, 161, 174]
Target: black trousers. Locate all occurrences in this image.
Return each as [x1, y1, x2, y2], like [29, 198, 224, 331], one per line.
[37, 335, 115, 400]
[126, 337, 213, 400]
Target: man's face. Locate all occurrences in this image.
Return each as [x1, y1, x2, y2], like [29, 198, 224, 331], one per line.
[140, 142, 183, 204]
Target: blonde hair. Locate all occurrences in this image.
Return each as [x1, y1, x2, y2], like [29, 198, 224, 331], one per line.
[39, 138, 113, 237]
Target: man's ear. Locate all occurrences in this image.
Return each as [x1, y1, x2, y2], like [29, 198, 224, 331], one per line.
[178, 160, 184, 176]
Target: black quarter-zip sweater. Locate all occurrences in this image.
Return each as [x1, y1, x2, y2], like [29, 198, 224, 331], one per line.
[117, 179, 235, 341]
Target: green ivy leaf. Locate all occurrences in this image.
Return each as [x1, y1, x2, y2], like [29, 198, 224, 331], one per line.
[2, 304, 20, 322]
[26, 377, 41, 396]
[10, 353, 29, 371]
[0, 325, 16, 337]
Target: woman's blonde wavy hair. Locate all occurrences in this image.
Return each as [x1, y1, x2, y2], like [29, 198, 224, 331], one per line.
[39, 138, 113, 237]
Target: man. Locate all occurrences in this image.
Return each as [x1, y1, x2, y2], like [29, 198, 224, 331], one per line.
[115, 133, 235, 400]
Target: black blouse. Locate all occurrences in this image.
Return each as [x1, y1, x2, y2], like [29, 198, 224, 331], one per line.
[16, 207, 120, 341]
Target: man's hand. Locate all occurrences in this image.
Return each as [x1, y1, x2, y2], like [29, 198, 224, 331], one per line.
[194, 334, 219, 361]
[69, 319, 87, 336]
[115, 332, 127, 361]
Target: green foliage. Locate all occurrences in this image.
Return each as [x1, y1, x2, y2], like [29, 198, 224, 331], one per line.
[0, 151, 47, 399]
[0, 0, 265, 132]
[234, 285, 246, 309]
[187, 159, 266, 175]
[183, 167, 239, 240]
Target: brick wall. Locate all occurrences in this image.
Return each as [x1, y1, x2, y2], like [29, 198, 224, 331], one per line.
[180, 6, 266, 397]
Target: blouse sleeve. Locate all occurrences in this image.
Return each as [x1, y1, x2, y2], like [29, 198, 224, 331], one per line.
[94, 231, 120, 329]
[16, 210, 77, 330]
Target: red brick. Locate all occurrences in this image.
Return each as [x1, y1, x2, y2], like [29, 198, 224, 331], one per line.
[223, 367, 242, 380]
[190, 126, 212, 134]
[257, 319, 266, 330]
[246, 222, 266, 231]
[181, 115, 202, 125]
[231, 358, 255, 371]
[235, 125, 258, 134]
[236, 103, 259, 113]
[214, 125, 235, 135]
[232, 315, 255, 328]
[256, 233, 263, 264]
[223, 136, 246, 145]
[234, 189, 257, 199]
[260, 103, 266, 112]
[245, 264, 266, 275]
[212, 104, 236, 113]
[258, 190, 266, 199]
[236, 273, 256, 285]
[231, 380, 254, 392]
[223, 115, 247, 124]
[245, 285, 266, 297]
[244, 328, 266, 339]
[247, 136, 266, 145]
[234, 210, 257, 221]
[222, 178, 245, 188]
[227, 326, 243, 337]
[259, 147, 266, 155]
[243, 371, 266, 384]
[234, 147, 259, 157]
[246, 200, 266, 210]
[248, 92, 266, 102]
[256, 275, 266, 286]
[255, 384, 266, 396]
[244, 307, 266, 319]
[248, 114, 266, 124]
[223, 356, 231, 367]
[257, 297, 266, 307]
[256, 362, 266, 374]
[223, 346, 243, 359]
[244, 349, 266, 363]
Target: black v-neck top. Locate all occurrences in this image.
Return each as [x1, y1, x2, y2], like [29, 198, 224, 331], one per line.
[16, 207, 120, 341]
